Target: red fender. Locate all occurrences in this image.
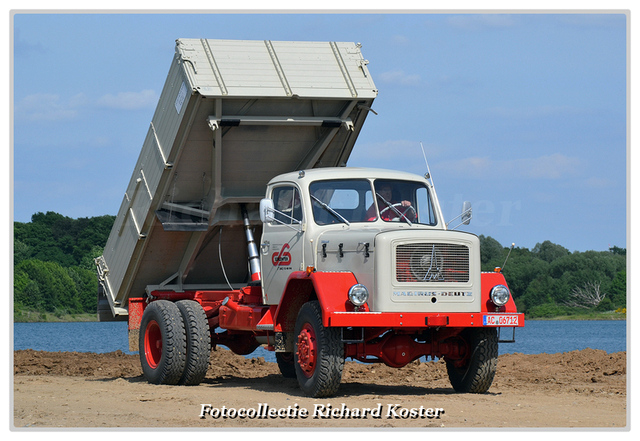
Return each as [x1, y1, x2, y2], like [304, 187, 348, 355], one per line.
[481, 271, 519, 313]
[274, 271, 366, 330]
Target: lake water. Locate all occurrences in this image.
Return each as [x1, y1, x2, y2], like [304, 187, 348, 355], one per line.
[13, 320, 627, 363]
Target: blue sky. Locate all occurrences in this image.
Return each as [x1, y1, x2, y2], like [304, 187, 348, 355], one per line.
[11, 11, 628, 253]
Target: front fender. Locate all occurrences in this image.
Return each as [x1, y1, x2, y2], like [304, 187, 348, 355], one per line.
[481, 271, 518, 313]
[274, 271, 365, 330]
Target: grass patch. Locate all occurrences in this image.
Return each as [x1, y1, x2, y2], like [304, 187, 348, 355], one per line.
[527, 311, 626, 321]
[14, 309, 97, 323]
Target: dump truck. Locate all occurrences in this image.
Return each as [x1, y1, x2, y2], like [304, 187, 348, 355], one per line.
[96, 38, 524, 397]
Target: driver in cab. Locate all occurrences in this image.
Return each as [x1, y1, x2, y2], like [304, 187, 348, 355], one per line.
[367, 183, 415, 222]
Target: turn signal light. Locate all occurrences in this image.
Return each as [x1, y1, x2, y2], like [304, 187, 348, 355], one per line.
[305, 266, 315, 276]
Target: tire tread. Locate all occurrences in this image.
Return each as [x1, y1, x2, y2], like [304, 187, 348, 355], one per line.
[294, 301, 344, 397]
[446, 327, 498, 393]
[139, 300, 186, 385]
[176, 300, 211, 386]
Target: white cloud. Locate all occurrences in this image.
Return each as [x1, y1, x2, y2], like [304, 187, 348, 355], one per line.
[580, 177, 618, 189]
[15, 93, 78, 121]
[97, 89, 158, 110]
[526, 154, 582, 179]
[15, 89, 158, 121]
[438, 153, 584, 180]
[348, 139, 446, 176]
[391, 35, 410, 45]
[378, 70, 421, 86]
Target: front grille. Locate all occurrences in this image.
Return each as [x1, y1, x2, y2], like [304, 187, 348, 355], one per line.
[396, 243, 469, 283]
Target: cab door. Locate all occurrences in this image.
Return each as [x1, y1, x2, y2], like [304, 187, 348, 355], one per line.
[260, 184, 305, 305]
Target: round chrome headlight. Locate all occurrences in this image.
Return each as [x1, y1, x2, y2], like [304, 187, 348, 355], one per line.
[490, 285, 510, 307]
[348, 284, 369, 307]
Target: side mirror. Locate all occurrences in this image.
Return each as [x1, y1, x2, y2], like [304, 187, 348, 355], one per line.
[462, 201, 472, 225]
[260, 198, 274, 223]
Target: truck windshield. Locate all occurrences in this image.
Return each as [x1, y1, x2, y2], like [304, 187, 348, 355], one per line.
[309, 180, 374, 225]
[372, 179, 438, 226]
[309, 179, 438, 226]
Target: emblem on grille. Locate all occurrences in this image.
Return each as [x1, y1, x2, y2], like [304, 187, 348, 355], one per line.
[412, 245, 445, 281]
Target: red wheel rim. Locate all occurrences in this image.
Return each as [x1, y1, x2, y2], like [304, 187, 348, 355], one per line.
[144, 319, 162, 369]
[296, 323, 317, 378]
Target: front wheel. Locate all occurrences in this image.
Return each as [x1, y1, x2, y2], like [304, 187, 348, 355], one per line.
[139, 300, 186, 385]
[445, 328, 498, 393]
[294, 301, 344, 397]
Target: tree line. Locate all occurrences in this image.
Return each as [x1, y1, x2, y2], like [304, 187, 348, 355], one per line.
[479, 236, 626, 318]
[14, 212, 115, 318]
[13, 211, 626, 319]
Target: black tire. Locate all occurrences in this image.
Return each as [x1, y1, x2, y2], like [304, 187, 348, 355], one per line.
[176, 300, 211, 385]
[139, 300, 186, 385]
[275, 352, 296, 378]
[446, 328, 498, 393]
[294, 301, 344, 397]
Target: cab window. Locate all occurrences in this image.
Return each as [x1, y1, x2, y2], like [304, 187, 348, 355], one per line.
[271, 186, 302, 225]
[309, 179, 373, 225]
[372, 179, 437, 226]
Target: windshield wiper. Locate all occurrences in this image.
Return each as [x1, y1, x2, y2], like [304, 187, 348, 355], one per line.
[311, 195, 350, 226]
[376, 193, 413, 226]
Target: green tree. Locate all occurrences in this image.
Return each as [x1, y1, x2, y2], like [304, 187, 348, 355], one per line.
[479, 235, 505, 268]
[14, 211, 115, 268]
[14, 239, 31, 266]
[609, 245, 626, 256]
[495, 239, 626, 315]
[67, 266, 98, 313]
[520, 275, 554, 312]
[608, 271, 626, 308]
[79, 245, 104, 272]
[14, 267, 43, 310]
[14, 212, 115, 317]
[15, 259, 82, 314]
[502, 247, 549, 303]
[527, 302, 567, 318]
[549, 251, 625, 302]
[532, 240, 570, 263]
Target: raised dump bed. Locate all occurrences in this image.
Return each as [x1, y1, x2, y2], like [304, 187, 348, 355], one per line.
[96, 39, 378, 320]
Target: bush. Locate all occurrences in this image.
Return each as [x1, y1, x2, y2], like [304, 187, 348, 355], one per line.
[527, 303, 567, 318]
[14, 259, 83, 314]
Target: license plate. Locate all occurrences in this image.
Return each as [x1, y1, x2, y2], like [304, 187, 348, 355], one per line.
[483, 314, 520, 326]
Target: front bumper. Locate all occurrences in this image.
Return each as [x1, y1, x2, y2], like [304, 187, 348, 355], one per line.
[326, 311, 524, 328]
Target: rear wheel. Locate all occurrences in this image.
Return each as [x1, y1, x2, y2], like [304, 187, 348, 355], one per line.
[176, 300, 211, 385]
[446, 328, 498, 393]
[139, 300, 186, 385]
[294, 301, 344, 397]
[275, 352, 296, 378]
